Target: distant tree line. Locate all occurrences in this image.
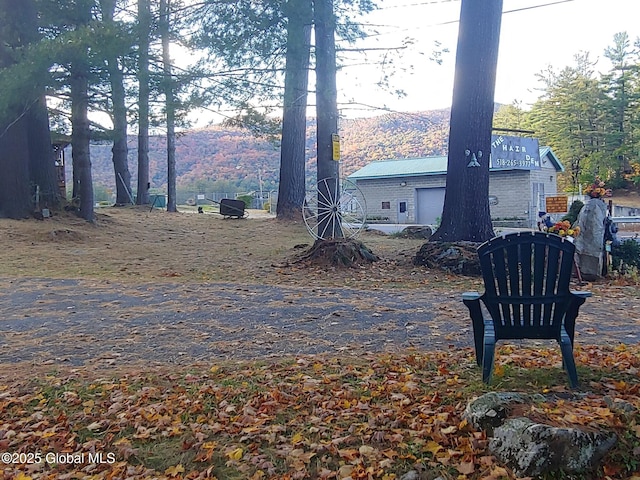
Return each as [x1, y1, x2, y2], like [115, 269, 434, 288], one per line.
[3, 0, 635, 227]
[493, 32, 640, 193]
[0, 0, 386, 220]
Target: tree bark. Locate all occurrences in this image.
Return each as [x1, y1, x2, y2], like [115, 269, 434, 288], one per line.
[161, 0, 177, 213]
[136, 0, 151, 205]
[0, 115, 32, 219]
[71, 59, 95, 222]
[68, 0, 95, 222]
[0, 0, 59, 218]
[430, 0, 503, 243]
[109, 61, 132, 204]
[27, 95, 61, 209]
[101, 0, 132, 205]
[314, 0, 341, 238]
[21, 0, 59, 210]
[276, 0, 312, 221]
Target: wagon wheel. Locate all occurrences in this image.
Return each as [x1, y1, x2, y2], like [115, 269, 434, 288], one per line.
[302, 177, 367, 240]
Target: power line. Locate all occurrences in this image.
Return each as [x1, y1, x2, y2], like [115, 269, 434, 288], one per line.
[377, 0, 574, 12]
[377, 0, 458, 8]
[362, 0, 576, 35]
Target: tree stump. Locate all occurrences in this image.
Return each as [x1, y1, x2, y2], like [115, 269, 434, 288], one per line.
[413, 241, 482, 276]
[294, 238, 378, 267]
[396, 225, 433, 239]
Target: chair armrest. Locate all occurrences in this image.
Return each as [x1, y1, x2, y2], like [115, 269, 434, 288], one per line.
[462, 291, 482, 302]
[570, 290, 592, 299]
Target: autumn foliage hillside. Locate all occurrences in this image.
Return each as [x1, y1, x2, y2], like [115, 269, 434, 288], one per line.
[85, 109, 450, 192]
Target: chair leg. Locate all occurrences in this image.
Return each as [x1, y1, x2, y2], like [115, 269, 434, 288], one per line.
[473, 319, 484, 367]
[482, 336, 496, 384]
[464, 298, 484, 366]
[559, 336, 579, 389]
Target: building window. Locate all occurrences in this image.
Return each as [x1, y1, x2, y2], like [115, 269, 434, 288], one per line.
[382, 202, 391, 209]
[399, 201, 407, 213]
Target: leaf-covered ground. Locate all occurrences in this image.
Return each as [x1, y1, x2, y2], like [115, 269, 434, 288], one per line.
[1, 345, 640, 480]
[1, 208, 640, 479]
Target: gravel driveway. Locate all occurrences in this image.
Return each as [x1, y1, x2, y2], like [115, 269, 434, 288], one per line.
[0, 277, 637, 368]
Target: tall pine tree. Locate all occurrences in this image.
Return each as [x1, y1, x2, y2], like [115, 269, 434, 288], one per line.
[430, 0, 502, 242]
[276, 0, 312, 220]
[0, 0, 60, 219]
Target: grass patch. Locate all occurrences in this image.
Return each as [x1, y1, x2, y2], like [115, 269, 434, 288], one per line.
[131, 436, 198, 472]
[0, 207, 470, 291]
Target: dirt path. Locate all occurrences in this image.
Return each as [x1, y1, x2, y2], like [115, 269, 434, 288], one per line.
[1, 277, 638, 370]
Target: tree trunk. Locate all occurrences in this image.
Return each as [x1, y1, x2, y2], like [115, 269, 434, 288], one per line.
[136, 0, 151, 205]
[27, 95, 61, 210]
[71, 59, 95, 222]
[161, 0, 177, 213]
[276, 0, 312, 221]
[0, 115, 32, 219]
[314, 0, 341, 238]
[21, 0, 59, 210]
[430, 0, 503, 243]
[109, 61, 132, 204]
[0, 0, 58, 218]
[101, 0, 132, 205]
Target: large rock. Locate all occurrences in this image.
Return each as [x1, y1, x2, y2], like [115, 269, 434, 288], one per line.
[490, 417, 617, 477]
[574, 198, 607, 280]
[463, 392, 545, 432]
[465, 393, 617, 477]
[399, 225, 433, 239]
[413, 241, 481, 276]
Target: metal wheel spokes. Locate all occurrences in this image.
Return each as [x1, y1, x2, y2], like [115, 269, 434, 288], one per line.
[303, 177, 367, 240]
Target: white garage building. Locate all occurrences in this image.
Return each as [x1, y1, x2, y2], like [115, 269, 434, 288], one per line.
[348, 137, 564, 229]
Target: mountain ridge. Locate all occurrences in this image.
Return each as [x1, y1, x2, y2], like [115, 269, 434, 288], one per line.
[81, 108, 451, 194]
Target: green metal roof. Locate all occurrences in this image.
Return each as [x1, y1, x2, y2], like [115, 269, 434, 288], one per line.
[348, 147, 564, 180]
[348, 156, 448, 180]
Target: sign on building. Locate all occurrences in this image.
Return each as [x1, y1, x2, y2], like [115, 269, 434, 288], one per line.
[490, 135, 540, 170]
[545, 196, 568, 213]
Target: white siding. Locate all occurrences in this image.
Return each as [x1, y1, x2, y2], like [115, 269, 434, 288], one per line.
[530, 162, 562, 213]
[354, 164, 559, 226]
[355, 175, 445, 223]
[488, 170, 532, 220]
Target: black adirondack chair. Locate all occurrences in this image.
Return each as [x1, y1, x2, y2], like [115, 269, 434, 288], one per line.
[462, 231, 591, 388]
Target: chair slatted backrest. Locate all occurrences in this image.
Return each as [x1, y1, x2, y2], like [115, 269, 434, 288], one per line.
[477, 231, 576, 341]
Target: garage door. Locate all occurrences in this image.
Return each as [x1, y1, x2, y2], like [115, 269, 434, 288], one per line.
[416, 188, 445, 225]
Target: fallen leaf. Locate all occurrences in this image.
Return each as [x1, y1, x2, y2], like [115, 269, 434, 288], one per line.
[226, 447, 244, 461]
[456, 461, 475, 475]
[165, 464, 185, 477]
[425, 440, 443, 455]
[86, 421, 102, 431]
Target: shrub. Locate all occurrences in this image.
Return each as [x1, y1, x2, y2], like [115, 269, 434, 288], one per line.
[606, 175, 628, 190]
[612, 238, 640, 273]
[236, 195, 254, 209]
[562, 200, 584, 225]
